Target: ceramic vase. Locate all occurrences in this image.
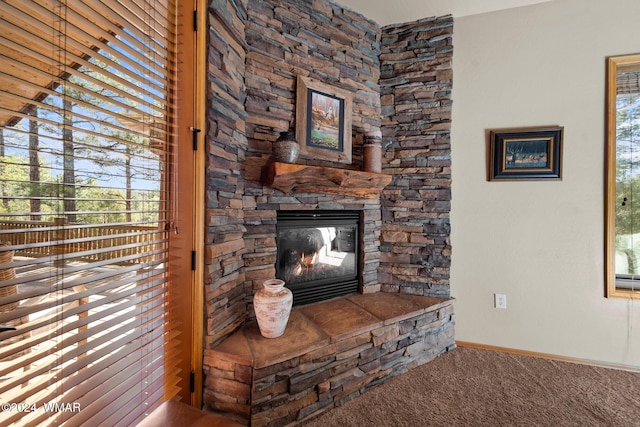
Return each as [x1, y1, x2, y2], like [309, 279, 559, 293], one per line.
[273, 130, 300, 163]
[253, 279, 293, 338]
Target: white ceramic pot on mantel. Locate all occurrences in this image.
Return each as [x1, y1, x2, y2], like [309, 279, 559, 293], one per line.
[253, 279, 293, 338]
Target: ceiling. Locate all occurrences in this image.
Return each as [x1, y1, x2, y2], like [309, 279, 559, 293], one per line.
[335, 0, 555, 26]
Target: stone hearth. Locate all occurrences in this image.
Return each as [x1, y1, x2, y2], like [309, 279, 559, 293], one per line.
[204, 293, 455, 426]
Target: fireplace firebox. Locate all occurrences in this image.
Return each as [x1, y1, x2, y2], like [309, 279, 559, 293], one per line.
[276, 210, 360, 305]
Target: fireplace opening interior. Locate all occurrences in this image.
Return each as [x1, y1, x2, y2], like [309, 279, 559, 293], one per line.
[276, 210, 361, 305]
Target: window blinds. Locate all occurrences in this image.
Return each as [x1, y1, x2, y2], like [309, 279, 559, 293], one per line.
[0, 1, 180, 425]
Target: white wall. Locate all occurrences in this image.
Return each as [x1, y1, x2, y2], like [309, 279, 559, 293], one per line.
[451, 0, 640, 367]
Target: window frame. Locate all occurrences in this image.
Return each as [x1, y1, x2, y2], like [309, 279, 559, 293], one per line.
[605, 53, 640, 299]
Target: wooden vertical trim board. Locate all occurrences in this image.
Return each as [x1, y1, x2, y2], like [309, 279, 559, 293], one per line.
[190, 0, 207, 409]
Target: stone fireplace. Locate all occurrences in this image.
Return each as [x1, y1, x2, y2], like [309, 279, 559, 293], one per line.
[202, 161, 455, 426]
[206, 0, 454, 425]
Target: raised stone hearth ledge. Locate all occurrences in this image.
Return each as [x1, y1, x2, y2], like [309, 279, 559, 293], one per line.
[261, 162, 393, 198]
[203, 293, 455, 426]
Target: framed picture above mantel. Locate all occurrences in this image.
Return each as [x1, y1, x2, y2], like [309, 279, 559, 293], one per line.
[488, 126, 564, 181]
[295, 75, 353, 164]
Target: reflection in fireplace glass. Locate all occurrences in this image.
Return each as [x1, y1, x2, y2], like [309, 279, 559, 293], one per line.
[276, 210, 360, 305]
[278, 226, 356, 285]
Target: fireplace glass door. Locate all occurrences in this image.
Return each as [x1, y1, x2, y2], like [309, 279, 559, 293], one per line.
[276, 211, 360, 305]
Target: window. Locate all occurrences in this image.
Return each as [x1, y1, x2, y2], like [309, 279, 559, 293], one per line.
[605, 53, 640, 299]
[0, 1, 200, 424]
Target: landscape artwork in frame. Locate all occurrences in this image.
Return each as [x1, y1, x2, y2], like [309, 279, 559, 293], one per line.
[296, 75, 353, 164]
[310, 90, 342, 150]
[488, 126, 563, 180]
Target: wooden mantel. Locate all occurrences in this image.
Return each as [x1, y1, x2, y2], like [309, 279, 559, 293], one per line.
[262, 162, 392, 198]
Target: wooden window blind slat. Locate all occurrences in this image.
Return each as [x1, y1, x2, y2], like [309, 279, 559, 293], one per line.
[0, 63, 172, 139]
[81, 359, 167, 426]
[0, 277, 163, 362]
[0, 311, 168, 427]
[0, 270, 167, 345]
[23, 344, 166, 426]
[0, 303, 166, 398]
[0, 90, 170, 150]
[0, 254, 164, 298]
[0, 15, 173, 104]
[2, 0, 175, 86]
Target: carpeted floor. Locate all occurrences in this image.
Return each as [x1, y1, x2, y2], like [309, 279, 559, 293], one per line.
[304, 346, 640, 427]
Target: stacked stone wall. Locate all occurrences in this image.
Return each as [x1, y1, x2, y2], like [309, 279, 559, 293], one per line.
[379, 17, 454, 297]
[241, 0, 384, 298]
[206, 0, 250, 347]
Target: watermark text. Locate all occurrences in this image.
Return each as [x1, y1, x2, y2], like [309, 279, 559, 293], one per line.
[1, 402, 81, 413]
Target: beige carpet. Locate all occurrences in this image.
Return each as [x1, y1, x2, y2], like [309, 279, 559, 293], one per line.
[304, 346, 640, 427]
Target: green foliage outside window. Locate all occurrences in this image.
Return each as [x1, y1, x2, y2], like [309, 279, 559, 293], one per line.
[615, 92, 640, 275]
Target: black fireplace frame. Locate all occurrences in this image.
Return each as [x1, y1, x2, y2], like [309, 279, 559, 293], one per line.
[276, 210, 361, 305]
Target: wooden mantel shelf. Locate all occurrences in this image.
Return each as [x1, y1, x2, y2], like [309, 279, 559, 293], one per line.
[262, 162, 392, 198]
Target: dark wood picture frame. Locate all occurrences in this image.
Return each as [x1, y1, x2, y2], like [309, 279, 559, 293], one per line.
[296, 75, 353, 164]
[488, 126, 564, 181]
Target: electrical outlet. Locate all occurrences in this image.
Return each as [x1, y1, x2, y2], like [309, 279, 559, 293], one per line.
[494, 293, 507, 309]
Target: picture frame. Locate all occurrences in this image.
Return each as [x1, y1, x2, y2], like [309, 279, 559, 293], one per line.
[296, 75, 353, 164]
[488, 126, 563, 181]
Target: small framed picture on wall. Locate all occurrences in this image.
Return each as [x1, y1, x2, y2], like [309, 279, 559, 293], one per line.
[488, 126, 563, 181]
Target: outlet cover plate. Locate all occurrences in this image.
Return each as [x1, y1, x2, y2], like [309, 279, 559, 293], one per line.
[494, 293, 507, 309]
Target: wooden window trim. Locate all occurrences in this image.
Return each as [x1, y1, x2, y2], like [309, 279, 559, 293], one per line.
[605, 53, 640, 299]
[168, 0, 206, 407]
